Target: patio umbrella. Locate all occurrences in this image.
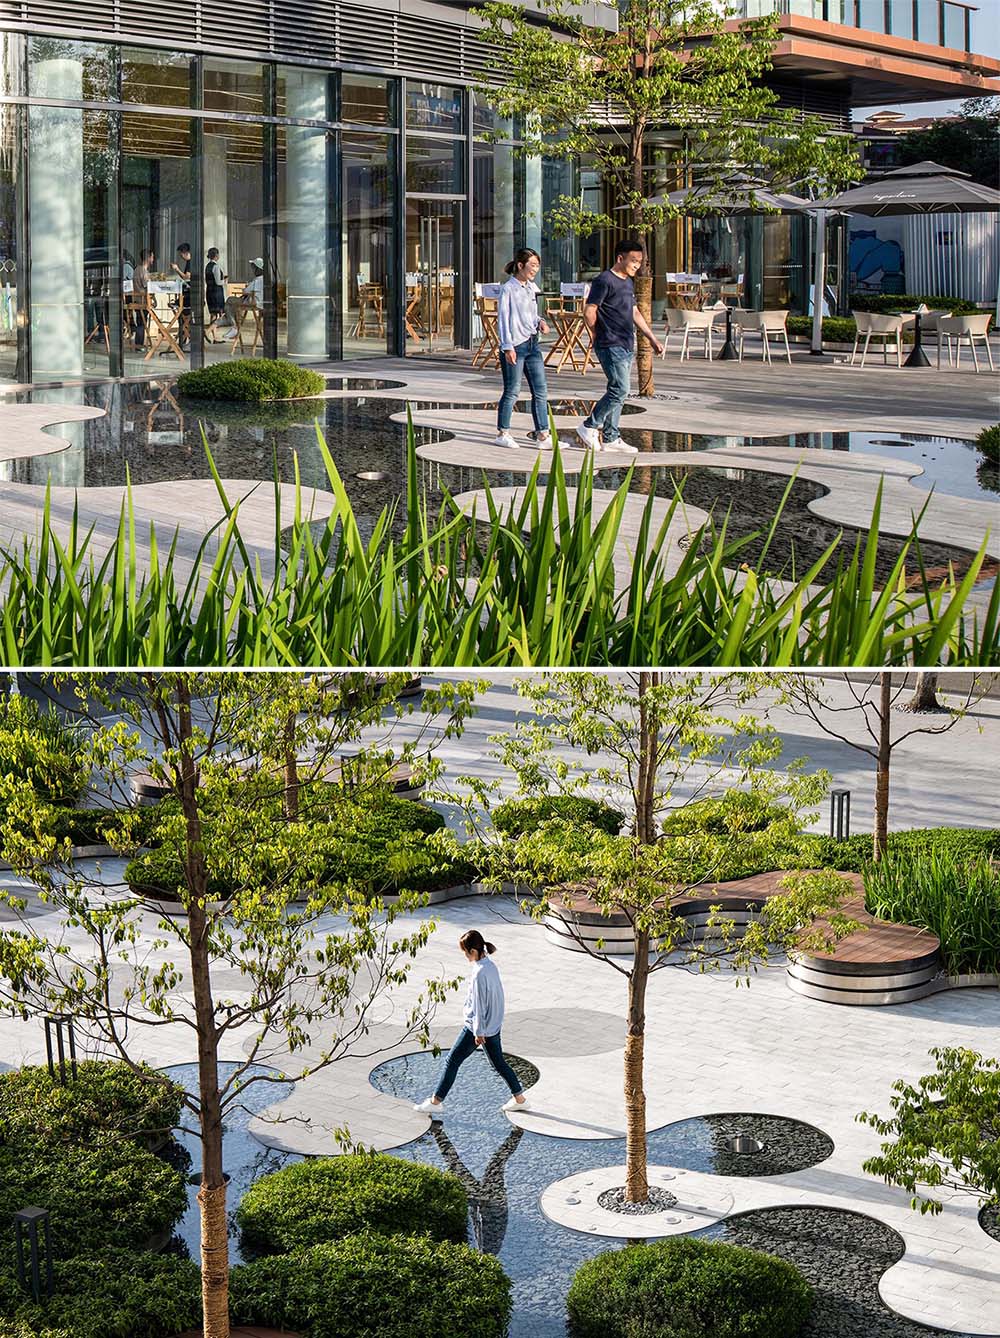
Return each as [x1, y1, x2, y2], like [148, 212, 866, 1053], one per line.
[809, 162, 1000, 364]
[640, 175, 812, 358]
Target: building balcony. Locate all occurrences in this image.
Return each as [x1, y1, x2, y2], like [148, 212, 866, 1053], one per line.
[740, 0, 976, 52]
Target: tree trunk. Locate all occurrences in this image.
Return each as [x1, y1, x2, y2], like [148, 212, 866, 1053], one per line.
[873, 673, 892, 863]
[176, 682, 230, 1338]
[283, 710, 299, 822]
[632, 133, 654, 398]
[624, 929, 649, 1203]
[909, 672, 941, 713]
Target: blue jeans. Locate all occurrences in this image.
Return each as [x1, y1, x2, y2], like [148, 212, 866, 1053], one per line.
[434, 1027, 523, 1101]
[498, 336, 548, 432]
[585, 346, 634, 441]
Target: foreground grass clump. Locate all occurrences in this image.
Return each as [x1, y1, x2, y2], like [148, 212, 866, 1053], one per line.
[236, 1155, 469, 1253]
[0, 424, 996, 667]
[0, 1252, 201, 1338]
[177, 357, 325, 402]
[566, 1237, 813, 1338]
[231, 1233, 511, 1338]
[864, 848, 1000, 975]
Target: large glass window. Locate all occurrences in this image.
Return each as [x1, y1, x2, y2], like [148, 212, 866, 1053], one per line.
[406, 135, 463, 194]
[343, 131, 396, 358]
[0, 104, 20, 381]
[121, 112, 195, 375]
[28, 37, 115, 101]
[473, 141, 521, 285]
[203, 57, 265, 116]
[942, 1, 968, 48]
[342, 74, 392, 127]
[406, 83, 462, 133]
[121, 48, 193, 107]
[888, 0, 914, 39]
[202, 119, 266, 362]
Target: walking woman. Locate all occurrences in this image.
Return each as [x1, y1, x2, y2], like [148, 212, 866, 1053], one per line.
[414, 931, 529, 1117]
[495, 249, 550, 450]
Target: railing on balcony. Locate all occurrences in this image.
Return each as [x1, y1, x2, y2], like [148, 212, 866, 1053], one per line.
[739, 0, 975, 52]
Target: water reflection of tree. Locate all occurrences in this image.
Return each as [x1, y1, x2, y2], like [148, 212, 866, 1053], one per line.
[430, 1122, 524, 1256]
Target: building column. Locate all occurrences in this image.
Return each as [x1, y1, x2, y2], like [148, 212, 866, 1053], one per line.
[29, 60, 84, 379]
[284, 70, 329, 358]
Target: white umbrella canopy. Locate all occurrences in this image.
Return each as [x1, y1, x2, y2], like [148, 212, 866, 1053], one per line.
[812, 160, 1000, 216]
[643, 174, 811, 215]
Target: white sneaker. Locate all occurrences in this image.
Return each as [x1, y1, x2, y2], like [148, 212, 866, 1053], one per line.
[601, 437, 638, 454]
[220, 328, 238, 339]
[576, 421, 601, 450]
[502, 1095, 530, 1112]
[494, 431, 519, 449]
[529, 430, 552, 448]
[414, 1097, 444, 1117]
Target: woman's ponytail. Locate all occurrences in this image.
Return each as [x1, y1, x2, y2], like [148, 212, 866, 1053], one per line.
[460, 929, 496, 958]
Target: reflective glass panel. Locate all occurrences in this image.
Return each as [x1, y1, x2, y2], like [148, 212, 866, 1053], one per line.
[406, 135, 463, 194]
[473, 141, 521, 285]
[121, 48, 193, 107]
[856, 0, 888, 32]
[343, 131, 396, 358]
[202, 120, 266, 360]
[406, 83, 462, 132]
[943, 1, 968, 48]
[28, 37, 115, 101]
[888, 0, 914, 37]
[0, 104, 20, 381]
[342, 73, 393, 127]
[275, 107, 334, 360]
[203, 57, 265, 116]
[472, 92, 516, 139]
[1, 34, 23, 97]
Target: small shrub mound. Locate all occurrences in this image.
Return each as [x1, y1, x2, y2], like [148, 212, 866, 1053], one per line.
[236, 1153, 468, 1254]
[0, 696, 88, 804]
[566, 1236, 812, 1338]
[492, 794, 625, 837]
[0, 1060, 183, 1146]
[231, 1232, 511, 1338]
[662, 791, 792, 836]
[976, 424, 1000, 464]
[177, 357, 325, 402]
[0, 1251, 201, 1338]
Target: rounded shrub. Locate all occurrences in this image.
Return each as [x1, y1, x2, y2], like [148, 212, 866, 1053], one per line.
[976, 424, 1000, 464]
[566, 1236, 812, 1338]
[0, 1061, 183, 1147]
[492, 795, 625, 837]
[662, 792, 791, 837]
[176, 357, 325, 403]
[231, 1231, 511, 1338]
[0, 1140, 187, 1258]
[236, 1153, 468, 1253]
[0, 1251, 202, 1338]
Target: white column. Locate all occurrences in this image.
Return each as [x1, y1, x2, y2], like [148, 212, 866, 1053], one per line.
[29, 59, 84, 379]
[284, 70, 328, 358]
[203, 132, 229, 275]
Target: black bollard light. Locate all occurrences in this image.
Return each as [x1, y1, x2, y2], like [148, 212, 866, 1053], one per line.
[44, 1015, 77, 1084]
[830, 789, 851, 842]
[13, 1206, 54, 1301]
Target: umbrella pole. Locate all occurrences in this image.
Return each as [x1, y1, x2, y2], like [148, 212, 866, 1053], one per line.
[810, 209, 827, 357]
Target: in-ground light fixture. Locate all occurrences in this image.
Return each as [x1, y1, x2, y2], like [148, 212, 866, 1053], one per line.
[44, 1014, 77, 1085]
[829, 789, 851, 842]
[13, 1206, 54, 1302]
[725, 1133, 765, 1155]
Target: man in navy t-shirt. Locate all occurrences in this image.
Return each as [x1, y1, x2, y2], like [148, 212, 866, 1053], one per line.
[577, 239, 662, 453]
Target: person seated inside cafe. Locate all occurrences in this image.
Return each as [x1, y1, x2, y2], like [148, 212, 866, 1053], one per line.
[131, 248, 155, 350]
[220, 258, 264, 340]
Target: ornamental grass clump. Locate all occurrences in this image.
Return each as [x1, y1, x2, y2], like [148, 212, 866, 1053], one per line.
[863, 848, 1000, 975]
[566, 1236, 813, 1338]
[236, 1154, 469, 1253]
[176, 357, 325, 402]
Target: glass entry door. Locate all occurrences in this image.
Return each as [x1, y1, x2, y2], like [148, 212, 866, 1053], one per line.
[405, 197, 463, 355]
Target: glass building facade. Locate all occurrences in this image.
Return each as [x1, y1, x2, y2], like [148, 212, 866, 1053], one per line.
[0, 33, 577, 383]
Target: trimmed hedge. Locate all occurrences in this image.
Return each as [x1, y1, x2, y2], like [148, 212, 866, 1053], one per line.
[566, 1237, 812, 1338]
[492, 795, 625, 837]
[0, 1252, 201, 1338]
[804, 827, 1000, 872]
[787, 315, 860, 344]
[0, 1061, 183, 1147]
[176, 357, 325, 402]
[0, 697, 88, 805]
[849, 292, 979, 316]
[236, 1154, 469, 1253]
[662, 792, 792, 837]
[231, 1232, 511, 1338]
[0, 1140, 187, 1259]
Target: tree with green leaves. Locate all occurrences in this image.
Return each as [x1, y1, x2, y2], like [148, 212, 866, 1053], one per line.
[859, 1046, 1000, 1215]
[0, 672, 478, 1338]
[460, 672, 859, 1203]
[897, 97, 1000, 189]
[474, 0, 860, 395]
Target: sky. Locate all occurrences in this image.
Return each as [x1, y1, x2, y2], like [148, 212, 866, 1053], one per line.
[856, 0, 1000, 119]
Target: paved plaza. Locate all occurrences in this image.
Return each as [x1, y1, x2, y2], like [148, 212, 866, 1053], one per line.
[1, 677, 998, 1335]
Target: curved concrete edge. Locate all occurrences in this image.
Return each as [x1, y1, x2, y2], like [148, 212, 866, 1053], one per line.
[787, 963, 1000, 1006]
[0, 402, 106, 464]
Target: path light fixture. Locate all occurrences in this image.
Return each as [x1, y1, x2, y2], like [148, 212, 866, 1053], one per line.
[830, 789, 851, 842]
[43, 1014, 77, 1084]
[13, 1206, 54, 1301]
